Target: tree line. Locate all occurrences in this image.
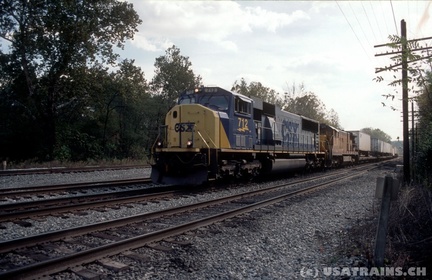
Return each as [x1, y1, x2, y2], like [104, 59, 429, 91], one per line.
[0, 0, 395, 164]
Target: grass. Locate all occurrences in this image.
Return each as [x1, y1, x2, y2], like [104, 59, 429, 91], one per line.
[332, 182, 432, 275]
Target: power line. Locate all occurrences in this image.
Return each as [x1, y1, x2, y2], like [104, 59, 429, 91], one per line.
[380, 1, 390, 36]
[349, 2, 371, 47]
[362, 2, 377, 42]
[336, 1, 371, 61]
[389, 0, 399, 35]
[369, 2, 383, 39]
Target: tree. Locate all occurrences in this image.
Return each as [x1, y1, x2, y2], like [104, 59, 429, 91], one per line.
[231, 78, 284, 107]
[150, 45, 202, 127]
[285, 93, 326, 122]
[0, 0, 141, 160]
[92, 59, 150, 158]
[326, 108, 341, 129]
[151, 45, 202, 104]
[283, 82, 342, 129]
[415, 71, 432, 184]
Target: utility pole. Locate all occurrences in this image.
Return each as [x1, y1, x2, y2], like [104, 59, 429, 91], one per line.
[401, 19, 410, 183]
[411, 101, 415, 181]
[375, 21, 432, 184]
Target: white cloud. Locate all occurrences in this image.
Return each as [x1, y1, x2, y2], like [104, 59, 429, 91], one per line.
[131, 1, 309, 51]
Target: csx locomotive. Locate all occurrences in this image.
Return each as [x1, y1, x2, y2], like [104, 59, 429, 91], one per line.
[151, 86, 396, 185]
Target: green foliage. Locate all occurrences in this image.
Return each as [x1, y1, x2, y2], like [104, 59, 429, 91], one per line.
[0, 0, 141, 162]
[374, 34, 429, 108]
[415, 71, 432, 185]
[283, 82, 342, 129]
[151, 45, 202, 107]
[231, 78, 284, 107]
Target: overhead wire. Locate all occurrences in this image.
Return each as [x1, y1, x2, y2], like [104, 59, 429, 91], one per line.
[380, 1, 391, 37]
[389, 0, 399, 35]
[349, 2, 372, 48]
[362, 2, 377, 42]
[336, 1, 372, 63]
[369, 1, 382, 40]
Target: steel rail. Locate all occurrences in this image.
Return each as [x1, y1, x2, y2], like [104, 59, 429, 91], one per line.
[0, 184, 174, 213]
[0, 165, 149, 177]
[0, 169, 370, 279]
[0, 178, 152, 198]
[0, 189, 177, 222]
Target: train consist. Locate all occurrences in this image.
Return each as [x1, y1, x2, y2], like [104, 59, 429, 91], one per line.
[151, 87, 397, 185]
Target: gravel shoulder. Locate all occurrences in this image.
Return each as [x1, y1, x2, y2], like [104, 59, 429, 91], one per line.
[139, 168, 387, 280]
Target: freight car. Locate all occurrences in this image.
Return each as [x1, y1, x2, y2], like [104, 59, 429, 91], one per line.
[348, 131, 397, 160]
[151, 86, 324, 185]
[371, 138, 396, 157]
[348, 130, 371, 158]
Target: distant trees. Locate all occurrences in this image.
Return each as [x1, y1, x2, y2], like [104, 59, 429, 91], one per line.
[360, 128, 392, 143]
[283, 82, 342, 129]
[232, 80, 342, 129]
[231, 78, 284, 107]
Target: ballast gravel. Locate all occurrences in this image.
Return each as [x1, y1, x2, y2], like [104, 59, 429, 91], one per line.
[0, 164, 399, 279]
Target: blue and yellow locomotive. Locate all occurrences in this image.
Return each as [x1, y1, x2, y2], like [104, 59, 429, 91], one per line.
[151, 86, 324, 185]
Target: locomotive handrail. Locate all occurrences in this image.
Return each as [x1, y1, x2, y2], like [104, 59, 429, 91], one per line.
[151, 125, 168, 151]
[196, 130, 210, 149]
[200, 130, 217, 148]
[197, 130, 211, 165]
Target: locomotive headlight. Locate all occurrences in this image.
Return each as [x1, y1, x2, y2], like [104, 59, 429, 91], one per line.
[186, 140, 193, 148]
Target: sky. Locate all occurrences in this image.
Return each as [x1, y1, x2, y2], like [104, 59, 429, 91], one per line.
[117, 0, 432, 142]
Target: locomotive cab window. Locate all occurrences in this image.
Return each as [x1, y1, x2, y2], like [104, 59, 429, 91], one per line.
[199, 95, 229, 112]
[178, 95, 196, 104]
[235, 96, 251, 115]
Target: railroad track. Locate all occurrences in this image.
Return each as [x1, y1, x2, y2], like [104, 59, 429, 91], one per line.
[0, 177, 152, 198]
[0, 186, 178, 222]
[0, 165, 375, 279]
[0, 165, 149, 177]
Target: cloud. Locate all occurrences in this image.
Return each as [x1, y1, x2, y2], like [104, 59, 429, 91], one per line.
[130, 1, 310, 52]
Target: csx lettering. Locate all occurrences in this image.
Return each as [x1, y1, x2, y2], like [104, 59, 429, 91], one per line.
[174, 123, 194, 132]
[282, 120, 300, 143]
